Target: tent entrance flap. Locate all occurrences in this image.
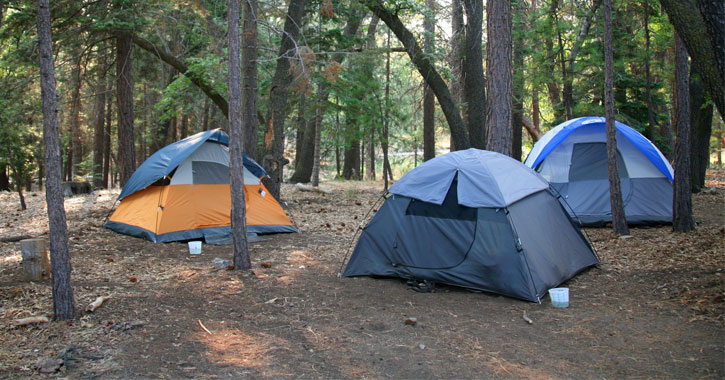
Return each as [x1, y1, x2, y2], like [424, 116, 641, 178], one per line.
[391, 180, 477, 269]
[568, 143, 629, 181]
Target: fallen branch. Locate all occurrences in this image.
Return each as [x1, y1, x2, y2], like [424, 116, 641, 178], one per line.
[86, 296, 111, 312]
[0, 235, 33, 243]
[198, 319, 212, 335]
[14, 316, 49, 326]
[522, 310, 533, 325]
[295, 183, 332, 194]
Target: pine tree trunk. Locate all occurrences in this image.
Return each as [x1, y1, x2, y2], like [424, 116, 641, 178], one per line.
[449, 0, 464, 152]
[383, 28, 393, 189]
[228, 0, 251, 269]
[262, 0, 306, 198]
[672, 32, 695, 232]
[689, 64, 713, 193]
[69, 53, 83, 178]
[92, 63, 106, 189]
[603, 0, 629, 235]
[643, 0, 657, 142]
[463, 0, 486, 149]
[242, 0, 259, 160]
[116, 31, 136, 187]
[294, 94, 307, 172]
[423, 0, 436, 161]
[511, 1, 525, 160]
[103, 75, 113, 189]
[485, 0, 513, 156]
[0, 165, 8, 191]
[311, 85, 323, 186]
[37, 0, 75, 321]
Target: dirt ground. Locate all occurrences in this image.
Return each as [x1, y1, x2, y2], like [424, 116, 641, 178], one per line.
[0, 171, 723, 379]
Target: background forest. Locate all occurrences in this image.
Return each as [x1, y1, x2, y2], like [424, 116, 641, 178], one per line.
[0, 0, 722, 199]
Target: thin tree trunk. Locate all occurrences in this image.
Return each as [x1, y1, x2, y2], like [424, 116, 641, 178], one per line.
[228, 0, 251, 269]
[6, 147, 26, 210]
[202, 98, 210, 131]
[116, 31, 136, 187]
[69, 52, 83, 178]
[689, 64, 713, 193]
[672, 32, 695, 232]
[423, 0, 436, 161]
[366, 16, 379, 178]
[294, 94, 307, 171]
[242, 0, 259, 159]
[643, 0, 657, 142]
[92, 65, 106, 188]
[37, 0, 75, 321]
[603, 0, 629, 235]
[383, 27, 393, 189]
[311, 84, 322, 186]
[485, 0, 513, 155]
[179, 112, 189, 139]
[103, 73, 113, 189]
[335, 97, 341, 177]
[544, 0, 564, 120]
[0, 165, 8, 191]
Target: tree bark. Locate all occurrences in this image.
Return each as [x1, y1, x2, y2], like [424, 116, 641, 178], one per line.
[0, 165, 8, 191]
[462, 0, 486, 149]
[511, 0, 525, 160]
[603, 0, 629, 235]
[449, 0, 464, 151]
[242, 0, 259, 159]
[423, 0, 435, 161]
[69, 52, 83, 178]
[367, 0, 470, 150]
[103, 73, 113, 189]
[383, 27, 393, 189]
[37, 0, 75, 321]
[92, 63, 106, 189]
[689, 64, 713, 193]
[365, 16, 379, 178]
[6, 147, 26, 210]
[294, 94, 307, 172]
[643, 0, 657, 142]
[544, 0, 564, 121]
[262, 0, 306, 198]
[672, 32, 695, 232]
[228, 0, 251, 270]
[485, 0, 513, 155]
[659, 0, 724, 121]
[116, 31, 136, 187]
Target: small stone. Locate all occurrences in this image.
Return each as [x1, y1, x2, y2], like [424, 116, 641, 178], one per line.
[419, 344, 426, 350]
[36, 358, 63, 374]
[404, 317, 417, 326]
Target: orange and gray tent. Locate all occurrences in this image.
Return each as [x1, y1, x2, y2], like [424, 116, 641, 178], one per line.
[105, 129, 295, 243]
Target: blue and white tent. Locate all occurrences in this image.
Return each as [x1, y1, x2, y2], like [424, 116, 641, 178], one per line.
[524, 117, 673, 226]
[344, 149, 598, 302]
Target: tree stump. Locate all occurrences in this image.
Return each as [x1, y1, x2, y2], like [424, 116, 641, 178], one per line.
[20, 239, 50, 281]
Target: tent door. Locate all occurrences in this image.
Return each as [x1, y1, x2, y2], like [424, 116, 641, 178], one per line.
[568, 142, 633, 206]
[390, 181, 477, 269]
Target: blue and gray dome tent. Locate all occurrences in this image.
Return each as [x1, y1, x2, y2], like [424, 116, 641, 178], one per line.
[524, 117, 673, 226]
[343, 149, 598, 302]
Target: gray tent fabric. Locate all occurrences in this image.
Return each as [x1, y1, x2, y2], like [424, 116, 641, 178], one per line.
[344, 149, 598, 302]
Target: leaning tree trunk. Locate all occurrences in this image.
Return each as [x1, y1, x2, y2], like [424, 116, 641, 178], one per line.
[262, 0, 306, 198]
[672, 32, 695, 232]
[37, 0, 75, 321]
[367, 0, 470, 150]
[603, 0, 629, 235]
[485, 0, 513, 155]
[659, 0, 724, 121]
[116, 31, 136, 187]
[228, 0, 251, 270]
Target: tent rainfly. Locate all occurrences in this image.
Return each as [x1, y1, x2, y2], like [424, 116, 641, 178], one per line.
[524, 117, 674, 226]
[344, 149, 598, 302]
[105, 129, 295, 243]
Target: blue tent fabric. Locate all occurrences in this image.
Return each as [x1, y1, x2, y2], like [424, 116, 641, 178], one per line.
[527, 117, 673, 181]
[389, 149, 549, 208]
[117, 129, 266, 200]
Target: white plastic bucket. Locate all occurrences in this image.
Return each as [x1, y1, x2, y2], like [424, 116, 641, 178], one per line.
[188, 241, 202, 255]
[548, 287, 569, 308]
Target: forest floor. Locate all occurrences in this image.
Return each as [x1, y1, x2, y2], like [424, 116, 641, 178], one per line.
[0, 170, 723, 379]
